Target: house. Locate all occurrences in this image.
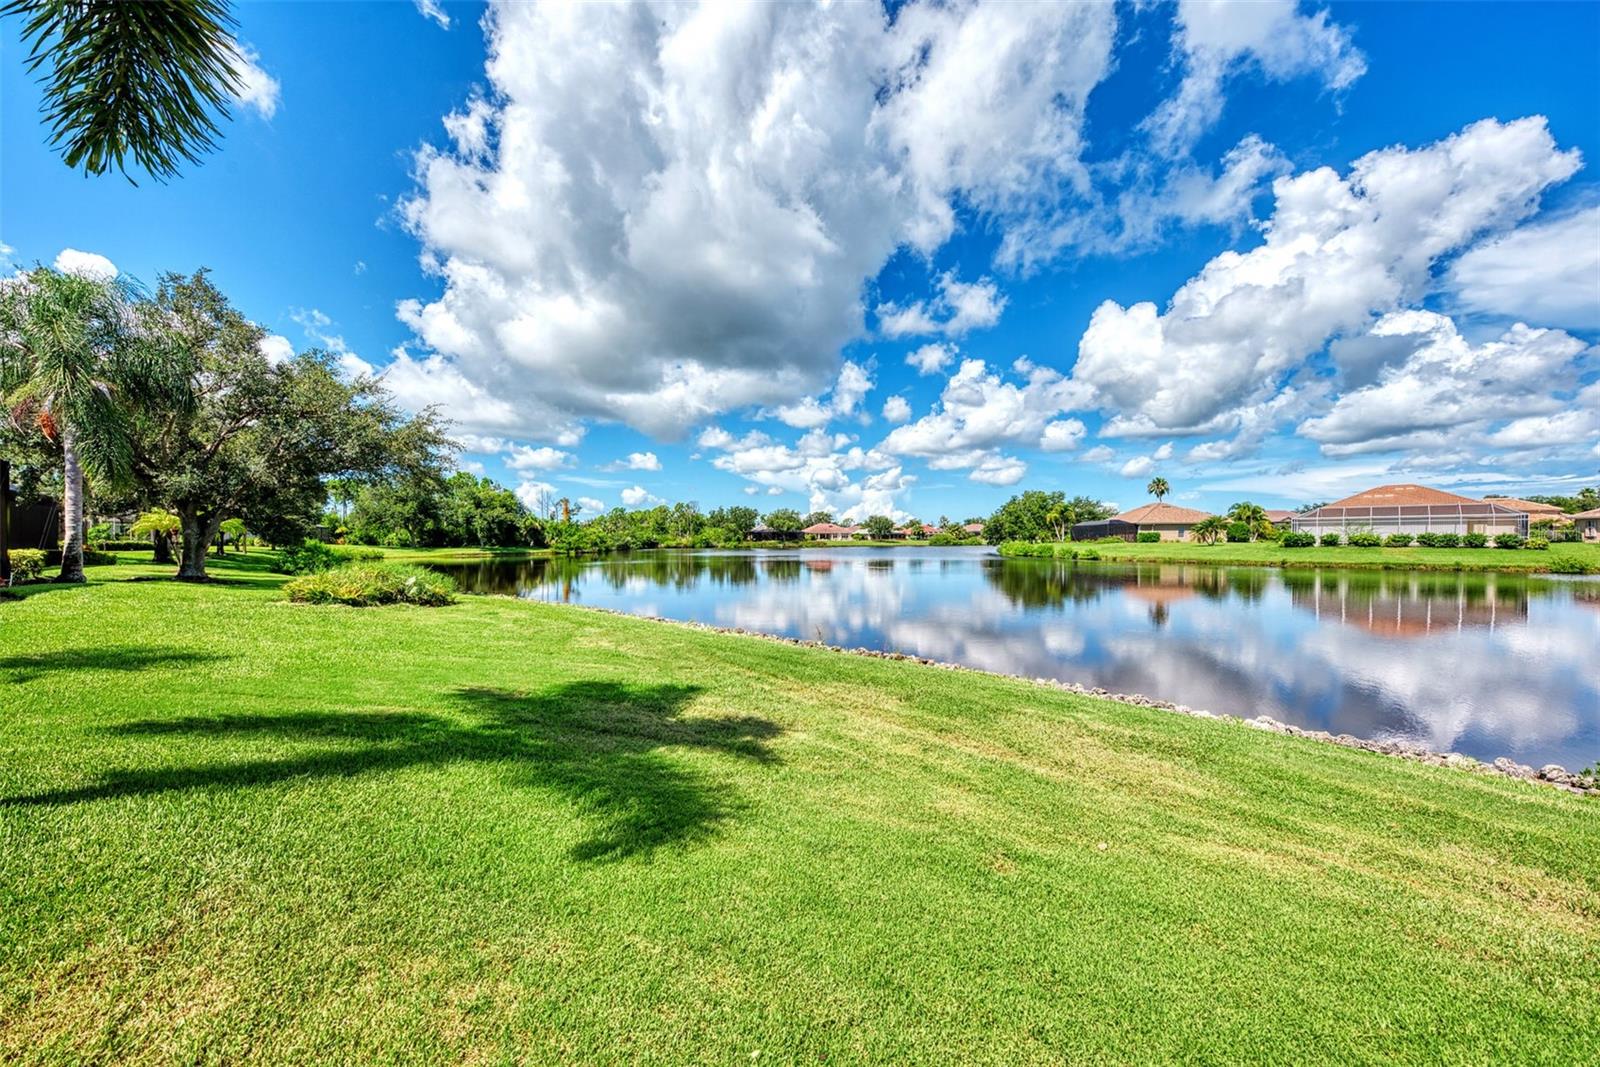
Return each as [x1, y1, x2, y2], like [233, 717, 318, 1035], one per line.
[1571, 508, 1600, 542]
[1290, 484, 1527, 538]
[1264, 509, 1295, 526]
[1486, 497, 1570, 525]
[962, 522, 984, 535]
[1073, 502, 1214, 542]
[897, 523, 937, 539]
[802, 522, 862, 541]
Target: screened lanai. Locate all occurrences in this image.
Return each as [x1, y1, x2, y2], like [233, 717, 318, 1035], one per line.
[1290, 485, 1528, 538]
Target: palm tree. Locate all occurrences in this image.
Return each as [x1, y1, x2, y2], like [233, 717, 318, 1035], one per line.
[1191, 516, 1226, 545]
[3, 0, 245, 181]
[0, 269, 184, 581]
[1147, 477, 1170, 503]
[1227, 501, 1269, 541]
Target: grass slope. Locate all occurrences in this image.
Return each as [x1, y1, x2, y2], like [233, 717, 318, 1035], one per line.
[1001, 538, 1600, 573]
[2, 554, 1596, 1064]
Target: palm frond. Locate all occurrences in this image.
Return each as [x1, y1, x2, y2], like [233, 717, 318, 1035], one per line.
[3, 0, 242, 182]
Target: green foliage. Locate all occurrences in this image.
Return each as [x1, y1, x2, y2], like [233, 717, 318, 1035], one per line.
[1280, 531, 1316, 547]
[1516, 488, 1599, 514]
[1191, 516, 1227, 545]
[1463, 532, 1489, 548]
[275, 540, 383, 576]
[1416, 532, 1461, 548]
[1526, 536, 1548, 551]
[1146, 477, 1169, 502]
[706, 506, 759, 539]
[928, 532, 983, 546]
[863, 515, 897, 540]
[1347, 532, 1382, 548]
[127, 272, 454, 577]
[80, 549, 116, 566]
[284, 562, 456, 607]
[1135, 531, 1161, 543]
[3, 0, 244, 181]
[1320, 533, 1341, 547]
[1548, 557, 1599, 575]
[1225, 522, 1252, 543]
[1384, 533, 1415, 548]
[89, 539, 159, 552]
[984, 491, 1111, 544]
[762, 508, 803, 536]
[1494, 533, 1525, 550]
[802, 510, 833, 527]
[130, 507, 181, 538]
[6, 547, 46, 582]
[86, 522, 113, 545]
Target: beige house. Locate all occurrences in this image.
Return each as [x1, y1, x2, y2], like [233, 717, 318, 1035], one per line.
[1571, 508, 1600, 541]
[802, 522, 862, 541]
[1487, 497, 1569, 523]
[1291, 484, 1527, 538]
[1111, 502, 1215, 541]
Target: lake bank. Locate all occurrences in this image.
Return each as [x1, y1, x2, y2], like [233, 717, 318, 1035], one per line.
[1000, 538, 1600, 573]
[2, 552, 1595, 1060]
[427, 547, 1600, 769]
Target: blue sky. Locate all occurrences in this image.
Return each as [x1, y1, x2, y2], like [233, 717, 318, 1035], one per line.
[4, 0, 1597, 521]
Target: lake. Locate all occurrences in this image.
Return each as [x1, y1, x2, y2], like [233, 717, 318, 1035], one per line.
[428, 547, 1600, 769]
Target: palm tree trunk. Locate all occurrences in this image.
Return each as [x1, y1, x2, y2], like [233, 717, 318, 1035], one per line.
[58, 424, 86, 583]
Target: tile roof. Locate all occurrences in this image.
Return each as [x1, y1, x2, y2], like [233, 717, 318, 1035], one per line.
[1114, 502, 1214, 525]
[1320, 484, 1483, 508]
[1485, 496, 1567, 515]
[1569, 507, 1600, 519]
[801, 523, 860, 534]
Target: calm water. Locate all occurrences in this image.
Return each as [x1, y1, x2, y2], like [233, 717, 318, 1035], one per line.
[430, 548, 1600, 768]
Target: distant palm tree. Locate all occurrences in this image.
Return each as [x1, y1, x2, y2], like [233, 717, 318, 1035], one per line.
[1227, 501, 1270, 541]
[3, 0, 244, 181]
[1146, 477, 1170, 503]
[0, 269, 185, 581]
[1191, 516, 1226, 545]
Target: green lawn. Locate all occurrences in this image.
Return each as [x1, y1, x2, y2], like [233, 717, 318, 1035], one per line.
[1002, 538, 1600, 573]
[2, 553, 1596, 1063]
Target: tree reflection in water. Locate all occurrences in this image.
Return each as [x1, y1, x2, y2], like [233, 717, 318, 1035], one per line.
[422, 548, 1598, 766]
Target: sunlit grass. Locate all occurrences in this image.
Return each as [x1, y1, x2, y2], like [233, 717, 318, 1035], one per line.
[2, 552, 1595, 1062]
[1005, 538, 1600, 572]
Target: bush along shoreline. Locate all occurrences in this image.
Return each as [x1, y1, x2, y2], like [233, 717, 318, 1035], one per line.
[995, 539, 1600, 573]
[562, 603, 1597, 797]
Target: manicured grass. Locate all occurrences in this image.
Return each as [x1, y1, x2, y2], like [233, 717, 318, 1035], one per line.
[1001, 538, 1600, 573]
[2, 553, 1596, 1063]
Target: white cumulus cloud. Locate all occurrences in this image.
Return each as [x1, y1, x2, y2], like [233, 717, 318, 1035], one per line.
[1449, 205, 1600, 330]
[53, 248, 116, 279]
[394, 0, 1118, 440]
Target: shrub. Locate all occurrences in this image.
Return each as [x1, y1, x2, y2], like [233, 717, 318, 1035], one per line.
[1494, 533, 1525, 550]
[88, 539, 158, 552]
[1526, 536, 1548, 551]
[1347, 532, 1381, 548]
[81, 550, 118, 567]
[1279, 531, 1316, 547]
[285, 563, 456, 607]
[1319, 533, 1341, 547]
[1463, 532, 1488, 548]
[276, 540, 384, 575]
[1225, 522, 1252, 543]
[6, 548, 46, 582]
[1549, 557, 1599, 575]
[1415, 532, 1440, 547]
[1135, 531, 1161, 543]
[1435, 533, 1460, 548]
[86, 522, 114, 545]
[1384, 533, 1415, 548]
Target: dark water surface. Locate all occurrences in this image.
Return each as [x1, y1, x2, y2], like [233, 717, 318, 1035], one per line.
[429, 547, 1600, 768]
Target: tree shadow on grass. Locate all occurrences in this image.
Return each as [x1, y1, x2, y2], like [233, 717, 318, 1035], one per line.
[4, 681, 780, 862]
[0, 646, 233, 683]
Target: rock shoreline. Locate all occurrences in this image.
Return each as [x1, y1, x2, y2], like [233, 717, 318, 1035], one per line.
[568, 603, 1598, 797]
